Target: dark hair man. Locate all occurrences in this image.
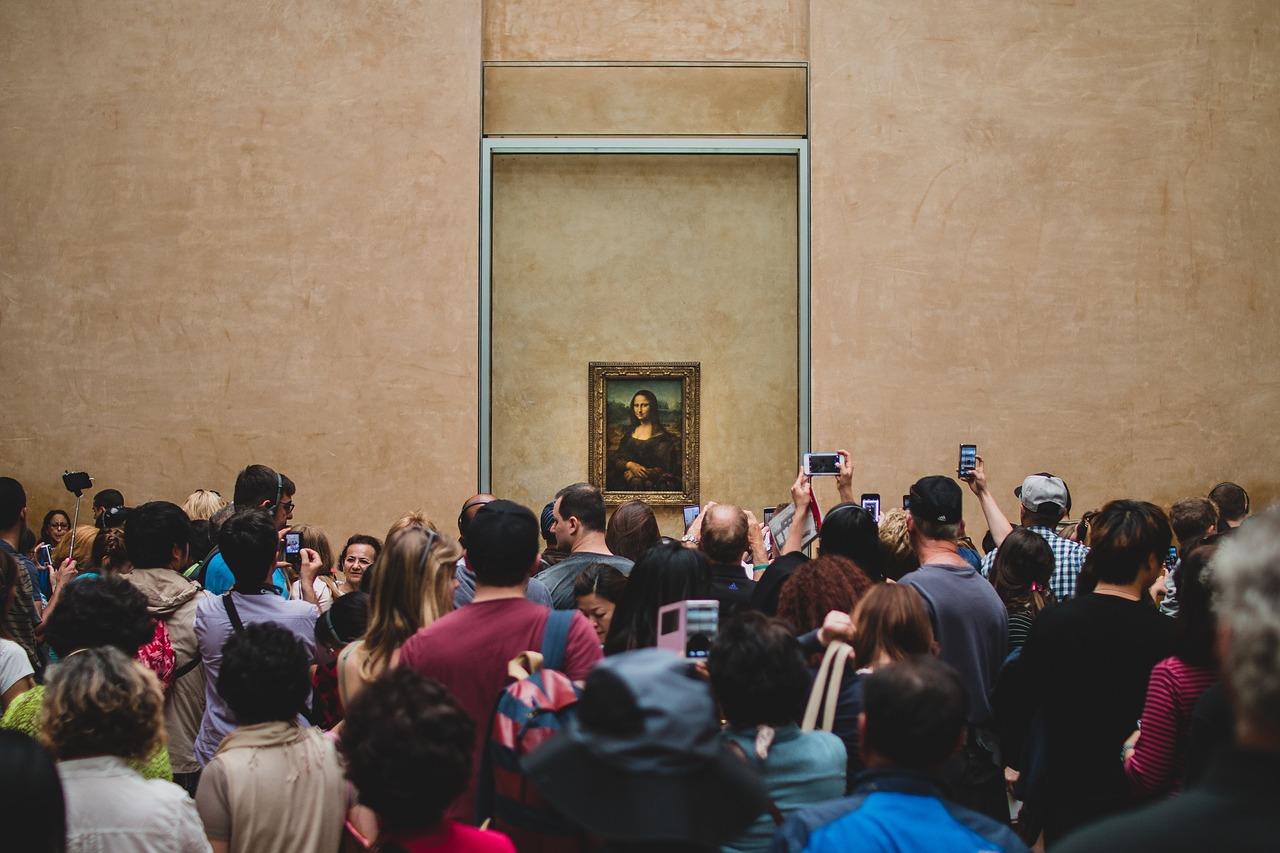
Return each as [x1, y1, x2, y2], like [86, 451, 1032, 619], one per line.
[1010, 499, 1174, 843]
[535, 483, 634, 609]
[121, 501, 209, 790]
[399, 500, 602, 824]
[1208, 481, 1249, 531]
[93, 488, 125, 529]
[1160, 496, 1221, 617]
[0, 477, 41, 669]
[698, 504, 759, 619]
[200, 464, 296, 596]
[192, 508, 319, 767]
[1056, 507, 1280, 852]
[897, 475, 1008, 822]
[196, 622, 346, 852]
[971, 459, 1089, 600]
[776, 657, 1028, 853]
[452, 493, 552, 608]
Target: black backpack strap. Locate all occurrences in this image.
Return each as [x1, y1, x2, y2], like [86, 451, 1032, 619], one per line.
[173, 652, 202, 680]
[540, 609, 575, 673]
[222, 593, 246, 634]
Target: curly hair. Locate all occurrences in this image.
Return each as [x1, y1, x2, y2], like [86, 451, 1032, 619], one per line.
[340, 668, 474, 831]
[708, 612, 809, 728]
[776, 555, 874, 636]
[217, 623, 311, 725]
[877, 508, 918, 581]
[362, 526, 461, 679]
[41, 647, 165, 762]
[43, 575, 155, 658]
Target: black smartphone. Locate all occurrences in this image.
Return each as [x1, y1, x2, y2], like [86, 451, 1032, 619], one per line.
[803, 452, 842, 476]
[902, 494, 911, 510]
[958, 444, 977, 480]
[763, 507, 777, 525]
[860, 493, 881, 523]
[283, 531, 302, 569]
[1164, 547, 1178, 572]
[62, 470, 92, 494]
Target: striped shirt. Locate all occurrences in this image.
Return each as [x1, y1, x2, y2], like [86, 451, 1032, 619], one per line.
[981, 526, 1089, 600]
[1126, 656, 1218, 798]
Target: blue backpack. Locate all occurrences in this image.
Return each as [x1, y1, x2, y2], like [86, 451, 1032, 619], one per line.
[476, 609, 588, 853]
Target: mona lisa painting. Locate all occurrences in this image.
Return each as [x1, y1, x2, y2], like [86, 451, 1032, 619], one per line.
[589, 362, 699, 506]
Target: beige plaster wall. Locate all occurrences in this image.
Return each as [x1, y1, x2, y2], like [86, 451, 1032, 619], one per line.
[489, 154, 800, 535]
[1, 1, 482, 540]
[809, 0, 1280, 530]
[484, 0, 808, 62]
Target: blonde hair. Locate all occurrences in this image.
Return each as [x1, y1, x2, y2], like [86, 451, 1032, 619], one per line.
[360, 526, 461, 679]
[384, 510, 439, 542]
[42, 647, 165, 762]
[52, 525, 98, 569]
[877, 508, 918, 581]
[293, 523, 338, 597]
[181, 489, 226, 521]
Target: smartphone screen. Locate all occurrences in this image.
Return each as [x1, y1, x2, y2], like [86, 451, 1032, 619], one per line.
[1164, 547, 1178, 571]
[682, 505, 700, 529]
[860, 493, 881, 523]
[35, 543, 52, 568]
[763, 507, 777, 524]
[284, 532, 302, 566]
[684, 600, 719, 659]
[902, 494, 911, 510]
[958, 444, 977, 479]
[803, 452, 842, 476]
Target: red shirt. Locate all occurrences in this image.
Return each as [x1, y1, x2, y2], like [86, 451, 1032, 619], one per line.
[398, 598, 602, 824]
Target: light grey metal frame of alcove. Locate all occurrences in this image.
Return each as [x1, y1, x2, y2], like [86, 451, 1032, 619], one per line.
[478, 137, 811, 492]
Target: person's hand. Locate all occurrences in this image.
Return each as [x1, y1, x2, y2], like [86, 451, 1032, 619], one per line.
[965, 454, 988, 494]
[791, 469, 812, 515]
[817, 610, 854, 647]
[744, 510, 768, 564]
[836, 448, 855, 503]
[1122, 727, 1140, 766]
[300, 548, 323, 583]
[1004, 766, 1020, 798]
[54, 558, 78, 590]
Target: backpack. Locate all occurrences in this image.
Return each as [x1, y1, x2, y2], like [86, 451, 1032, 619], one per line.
[136, 619, 176, 692]
[476, 609, 588, 853]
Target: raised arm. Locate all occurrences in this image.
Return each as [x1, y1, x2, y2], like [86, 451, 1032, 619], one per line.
[965, 455, 1013, 547]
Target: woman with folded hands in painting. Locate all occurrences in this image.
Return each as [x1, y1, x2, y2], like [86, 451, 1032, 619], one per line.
[608, 389, 680, 491]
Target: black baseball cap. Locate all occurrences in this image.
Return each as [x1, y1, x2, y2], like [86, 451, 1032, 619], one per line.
[908, 476, 963, 524]
[465, 499, 539, 582]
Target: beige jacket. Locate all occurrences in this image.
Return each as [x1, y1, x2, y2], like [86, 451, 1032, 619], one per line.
[124, 566, 209, 775]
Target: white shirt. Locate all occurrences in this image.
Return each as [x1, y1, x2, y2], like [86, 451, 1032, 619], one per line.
[59, 755, 211, 853]
[0, 637, 34, 695]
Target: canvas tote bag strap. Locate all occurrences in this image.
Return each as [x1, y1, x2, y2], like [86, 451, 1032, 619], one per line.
[821, 642, 854, 732]
[802, 641, 843, 731]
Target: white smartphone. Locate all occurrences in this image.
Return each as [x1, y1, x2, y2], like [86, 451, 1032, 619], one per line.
[657, 600, 720, 660]
[803, 452, 842, 477]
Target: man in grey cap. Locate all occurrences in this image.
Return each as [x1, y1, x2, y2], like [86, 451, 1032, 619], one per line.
[898, 475, 1008, 823]
[976, 465, 1089, 600]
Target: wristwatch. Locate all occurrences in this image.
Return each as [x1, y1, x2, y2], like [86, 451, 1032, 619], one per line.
[681, 534, 699, 544]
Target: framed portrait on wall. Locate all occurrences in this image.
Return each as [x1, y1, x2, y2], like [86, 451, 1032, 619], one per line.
[589, 362, 699, 506]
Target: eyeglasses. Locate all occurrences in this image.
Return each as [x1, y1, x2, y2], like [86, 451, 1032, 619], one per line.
[48, 522, 70, 530]
[279, 502, 295, 513]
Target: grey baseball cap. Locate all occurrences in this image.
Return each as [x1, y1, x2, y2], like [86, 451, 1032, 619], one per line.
[1016, 474, 1070, 516]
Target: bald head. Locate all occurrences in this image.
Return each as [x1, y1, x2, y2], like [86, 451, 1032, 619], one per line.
[458, 493, 497, 542]
[701, 504, 749, 565]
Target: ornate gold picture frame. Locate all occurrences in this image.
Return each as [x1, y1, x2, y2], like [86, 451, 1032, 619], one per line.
[588, 362, 699, 506]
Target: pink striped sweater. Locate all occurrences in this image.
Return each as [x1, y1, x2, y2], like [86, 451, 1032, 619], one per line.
[1126, 655, 1217, 799]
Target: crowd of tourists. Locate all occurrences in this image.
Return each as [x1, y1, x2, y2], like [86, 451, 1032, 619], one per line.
[0, 458, 1276, 853]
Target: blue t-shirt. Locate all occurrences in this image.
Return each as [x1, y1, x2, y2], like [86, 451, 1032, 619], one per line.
[201, 551, 289, 598]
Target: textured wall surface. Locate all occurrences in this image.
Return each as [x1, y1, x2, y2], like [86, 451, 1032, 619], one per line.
[484, 64, 808, 136]
[490, 154, 800, 534]
[1, 2, 482, 538]
[809, 0, 1280, 524]
[4, 0, 1276, 545]
[484, 0, 808, 61]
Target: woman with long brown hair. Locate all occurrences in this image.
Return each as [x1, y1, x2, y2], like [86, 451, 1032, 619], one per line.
[336, 524, 461, 709]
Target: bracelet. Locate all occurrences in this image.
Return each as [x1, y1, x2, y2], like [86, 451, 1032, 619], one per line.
[681, 534, 699, 544]
[1120, 744, 1135, 762]
[753, 563, 770, 572]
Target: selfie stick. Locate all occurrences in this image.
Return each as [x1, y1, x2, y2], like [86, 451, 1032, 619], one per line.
[63, 473, 91, 588]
